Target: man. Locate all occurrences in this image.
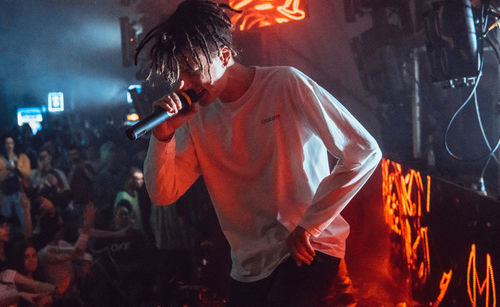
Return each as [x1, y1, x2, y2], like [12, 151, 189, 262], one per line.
[139, 1, 382, 305]
[91, 200, 153, 307]
[113, 167, 145, 232]
[30, 146, 69, 194]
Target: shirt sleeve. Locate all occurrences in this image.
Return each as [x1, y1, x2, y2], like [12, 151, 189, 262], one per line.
[143, 126, 201, 205]
[288, 68, 382, 237]
[0, 269, 16, 283]
[40, 234, 89, 263]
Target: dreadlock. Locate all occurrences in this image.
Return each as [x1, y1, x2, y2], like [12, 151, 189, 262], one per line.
[135, 0, 240, 84]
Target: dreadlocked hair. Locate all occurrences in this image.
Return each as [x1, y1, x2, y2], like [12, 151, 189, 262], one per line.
[135, 0, 239, 84]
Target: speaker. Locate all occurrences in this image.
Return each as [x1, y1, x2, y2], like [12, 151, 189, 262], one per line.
[120, 17, 138, 67]
[423, 0, 478, 83]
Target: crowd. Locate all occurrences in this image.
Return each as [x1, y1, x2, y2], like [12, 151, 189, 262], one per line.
[0, 111, 226, 307]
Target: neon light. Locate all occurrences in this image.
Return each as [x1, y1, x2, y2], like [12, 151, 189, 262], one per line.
[383, 159, 497, 305]
[426, 176, 431, 213]
[434, 270, 453, 306]
[48, 92, 64, 112]
[254, 3, 274, 10]
[381, 158, 431, 287]
[276, 0, 305, 20]
[467, 244, 496, 307]
[232, 0, 253, 10]
[229, 0, 306, 31]
[17, 107, 43, 134]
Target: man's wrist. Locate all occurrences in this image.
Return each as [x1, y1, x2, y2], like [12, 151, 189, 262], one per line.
[297, 225, 312, 237]
[153, 130, 175, 142]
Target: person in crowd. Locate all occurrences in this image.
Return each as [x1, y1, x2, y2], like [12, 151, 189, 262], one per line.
[0, 135, 31, 237]
[90, 200, 153, 307]
[0, 269, 55, 307]
[139, 1, 382, 306]
[93, 142, 127, 228]
[113, 167, 145, 233]
[37, 203, 94, 294]
[30, 146, 69, 195]
[10, 241, 55, 307]
[0, 215, 55, 306]
[63, 146, 96, 244]
[38, 170, 72, 214]
[67, 146, 95, 206]
[11, 242, 41, 281]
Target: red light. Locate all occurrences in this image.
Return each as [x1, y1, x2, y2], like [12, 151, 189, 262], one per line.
[229, 0, 306, 31]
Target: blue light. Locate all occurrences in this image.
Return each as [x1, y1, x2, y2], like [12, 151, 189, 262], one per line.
[127, 84, 142, 104]
[17, 107, 43, 134]
[48, 92, 64, 112]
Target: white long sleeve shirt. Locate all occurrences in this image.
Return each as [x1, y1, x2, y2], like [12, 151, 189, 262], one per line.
[145, 66, 382, 282]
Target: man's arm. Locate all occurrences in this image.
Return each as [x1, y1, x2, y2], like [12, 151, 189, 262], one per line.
[143, 83, 202, 205]
[286, 68, 382, 265]
[144, 125, 201, 205]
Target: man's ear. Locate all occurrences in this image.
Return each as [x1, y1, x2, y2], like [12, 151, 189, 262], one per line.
[219, 46, 232, 66]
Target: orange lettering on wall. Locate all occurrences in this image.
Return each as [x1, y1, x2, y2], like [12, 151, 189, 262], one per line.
[433, 270, 453, 307]
[229, 0, 306, 31]
[381, 159, 431, 287]
[467, 244, 496, 307]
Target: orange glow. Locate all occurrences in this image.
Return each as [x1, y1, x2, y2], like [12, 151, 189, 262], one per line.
[467, 244, 496, 307]
[127, 113, 139, 121]
[381, 158, 431, 286]
[383, 159, 497, 305]
[229, 0, 306, 31]
[254, 3, 274, 10]
[434, 270, 453, 306]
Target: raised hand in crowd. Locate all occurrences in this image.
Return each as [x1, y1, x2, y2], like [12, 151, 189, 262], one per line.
[39, 196, 55, 217]
[82, 202, 96, 233]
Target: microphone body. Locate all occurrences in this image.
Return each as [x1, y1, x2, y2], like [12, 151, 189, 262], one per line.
[126, 90, 198, 140]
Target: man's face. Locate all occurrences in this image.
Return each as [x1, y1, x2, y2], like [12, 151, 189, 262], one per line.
[38, 150, 51, 170]
[132, 171, 144, 189]
[24, 247, 38, 274]
[114, 207, 130, 229]
[4, 137, 14, 153]
[178, 47, 228, 106]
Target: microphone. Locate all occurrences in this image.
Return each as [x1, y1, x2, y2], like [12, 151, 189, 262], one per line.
[126, 90, 198, 140]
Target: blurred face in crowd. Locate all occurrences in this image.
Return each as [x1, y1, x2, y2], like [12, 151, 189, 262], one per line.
[46, 173, 58, 188]
[0, 222, 10, 243]
[68, 148, 81, 164]
[4, 137, 15, 154]
[24, 247, 38, 275]
[132, 171, 144, 189]
[114, 206, 130, 230]
[38, 150, 52, 170]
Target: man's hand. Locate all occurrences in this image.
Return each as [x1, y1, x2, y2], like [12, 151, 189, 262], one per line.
[286, 226, 315, 267]
[82, 202, 96, 232]
[39, 197, 55, 217]
[152, 80, 199, 141]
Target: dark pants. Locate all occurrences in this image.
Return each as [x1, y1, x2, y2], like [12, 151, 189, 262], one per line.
[228, 252, 340, 307]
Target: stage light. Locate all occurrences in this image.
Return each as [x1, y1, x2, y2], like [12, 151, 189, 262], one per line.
[48, 92, 64, 112]
[125, 108, 140, 126]
[127, 84, 142, 104]
[127, 113, 139, 122]
[229, 0, 307, 31]
[17, 107, 43, 134]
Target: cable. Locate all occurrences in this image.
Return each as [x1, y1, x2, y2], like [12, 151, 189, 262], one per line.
[443, 1, 500, 162]
[473, 91, 499, 163]
[443, 63, 484, 161]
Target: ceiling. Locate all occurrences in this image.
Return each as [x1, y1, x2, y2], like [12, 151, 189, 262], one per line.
[0, 0, 139, 127]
